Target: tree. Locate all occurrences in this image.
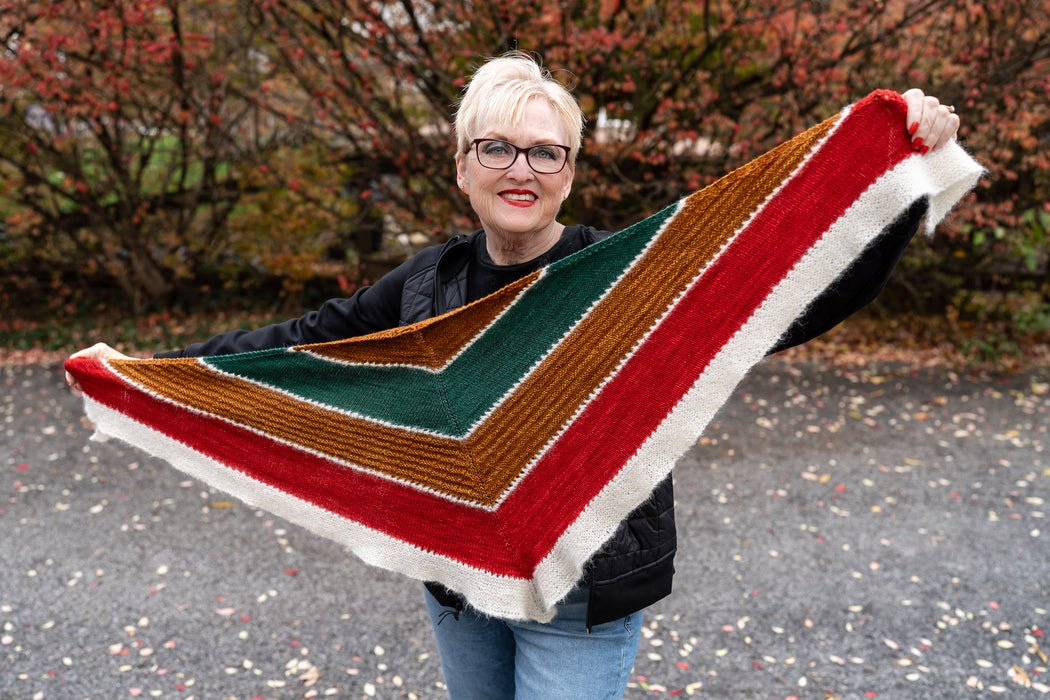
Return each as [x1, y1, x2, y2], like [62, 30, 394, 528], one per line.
[3, 0, 1048, 320]
[250, 0, 1048, 314]
[0, 0, 311, 309]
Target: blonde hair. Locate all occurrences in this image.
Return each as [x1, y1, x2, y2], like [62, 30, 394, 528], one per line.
[454, 51, 584, 165]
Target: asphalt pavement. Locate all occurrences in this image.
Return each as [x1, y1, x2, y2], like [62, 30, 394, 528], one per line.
[2, 359, 1048, 699]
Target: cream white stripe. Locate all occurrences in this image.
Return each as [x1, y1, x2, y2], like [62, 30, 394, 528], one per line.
[485, 109, 851, 506]
[82, 396, 558, 622]
[80, 133, 981, 623]
[531, 140, 983, 614]
[105, 360, 498, 510]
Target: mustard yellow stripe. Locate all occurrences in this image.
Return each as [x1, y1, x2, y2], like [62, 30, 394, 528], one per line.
[114, 114, 838, 506]
[113, 360, 480, 497]
[466, 114, 840, 495]
[300, 272, 540, 368]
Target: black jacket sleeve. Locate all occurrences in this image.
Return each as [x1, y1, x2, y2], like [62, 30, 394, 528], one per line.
[770, 198, 925, 353]
[155, 253, 426, 358]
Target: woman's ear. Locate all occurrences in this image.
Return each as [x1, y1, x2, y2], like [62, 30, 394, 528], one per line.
[456, 155, 469, 195]
[562, 165, 574, 200]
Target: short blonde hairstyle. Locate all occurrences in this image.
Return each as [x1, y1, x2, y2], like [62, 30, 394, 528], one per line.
[454, 52, 584, 166]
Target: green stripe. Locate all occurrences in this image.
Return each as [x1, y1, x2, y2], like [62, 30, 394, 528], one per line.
[206, 205, 676, 435]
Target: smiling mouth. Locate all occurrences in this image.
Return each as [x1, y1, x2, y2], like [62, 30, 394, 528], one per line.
[500, 192, 538, 202]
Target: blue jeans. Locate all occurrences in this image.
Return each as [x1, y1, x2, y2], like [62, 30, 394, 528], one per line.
[424, 585, 643, 699]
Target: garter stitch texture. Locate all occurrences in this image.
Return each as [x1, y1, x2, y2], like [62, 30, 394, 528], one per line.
[66, 91, 983, 622]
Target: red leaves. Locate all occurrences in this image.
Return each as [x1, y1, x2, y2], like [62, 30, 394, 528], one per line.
[0, 0, 1045, 322]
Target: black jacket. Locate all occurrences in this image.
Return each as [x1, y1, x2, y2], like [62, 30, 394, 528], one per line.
[159, 204, 924, 628]
[397, 226, 678, 629]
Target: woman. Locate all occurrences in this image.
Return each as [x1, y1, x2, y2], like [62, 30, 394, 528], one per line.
[68, 52, 961, 698]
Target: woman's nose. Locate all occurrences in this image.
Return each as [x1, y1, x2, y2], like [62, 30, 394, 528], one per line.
[505, 151, 535, 178]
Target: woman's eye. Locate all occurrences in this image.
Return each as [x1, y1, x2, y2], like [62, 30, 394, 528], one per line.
[531, 147, 557, 160]
[483, 141, 511, 156]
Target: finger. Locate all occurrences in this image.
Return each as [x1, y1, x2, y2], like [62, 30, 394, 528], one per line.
[904, 90, 960, 153]
[69, 341, 129, 362]
[902, 88, 926, 138]
[926, 110, 959, 151]
[66, 342, 118, 394]
[917, 104, 960, 152]
[910, 95, 944, 153]
[64, 370, 82, 395]
[69, 341, 106, 362]
[932, 109, 960, 149]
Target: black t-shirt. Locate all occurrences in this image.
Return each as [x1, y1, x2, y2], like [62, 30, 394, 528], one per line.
[467, 227, 591, 303]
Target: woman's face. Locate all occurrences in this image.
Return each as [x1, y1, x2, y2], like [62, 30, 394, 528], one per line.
[456, 99, 575, 247]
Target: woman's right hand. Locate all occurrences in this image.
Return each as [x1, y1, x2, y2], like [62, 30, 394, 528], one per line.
[65, 342, 135, 393]
[901, 88, 960, 153]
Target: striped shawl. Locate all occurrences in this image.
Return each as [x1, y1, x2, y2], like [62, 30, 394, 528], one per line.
[66, 91, 983, 622]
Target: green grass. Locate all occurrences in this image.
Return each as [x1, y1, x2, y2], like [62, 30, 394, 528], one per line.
[39, 132, 235, 212]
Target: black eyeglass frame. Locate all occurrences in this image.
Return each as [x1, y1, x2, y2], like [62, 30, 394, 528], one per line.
[469, 138, 572, 174]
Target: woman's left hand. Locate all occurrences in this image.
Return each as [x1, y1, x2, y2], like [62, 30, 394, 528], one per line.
[65, 341, 135, 394]
[902, 88, 960, 154]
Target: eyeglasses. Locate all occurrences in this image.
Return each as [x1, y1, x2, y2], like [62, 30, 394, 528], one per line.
[470, 139, 571, 174]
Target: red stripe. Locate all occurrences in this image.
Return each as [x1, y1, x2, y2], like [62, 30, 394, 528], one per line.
[70, 93, 913, 582]
[72, 360, 528, 576]
[498, 93, 914, 565]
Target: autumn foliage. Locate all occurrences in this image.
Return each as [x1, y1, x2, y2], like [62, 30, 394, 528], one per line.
[1, 0, 1048, 332]
[0, 0, 336, 310]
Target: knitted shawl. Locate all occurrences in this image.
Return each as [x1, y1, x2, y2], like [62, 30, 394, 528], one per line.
[66, 91, 982, 622]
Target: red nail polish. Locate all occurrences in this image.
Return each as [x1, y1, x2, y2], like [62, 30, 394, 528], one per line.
[912, 137, 924, 151]
[920, 145, 930, 155]
[909, 122, 919, 136]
